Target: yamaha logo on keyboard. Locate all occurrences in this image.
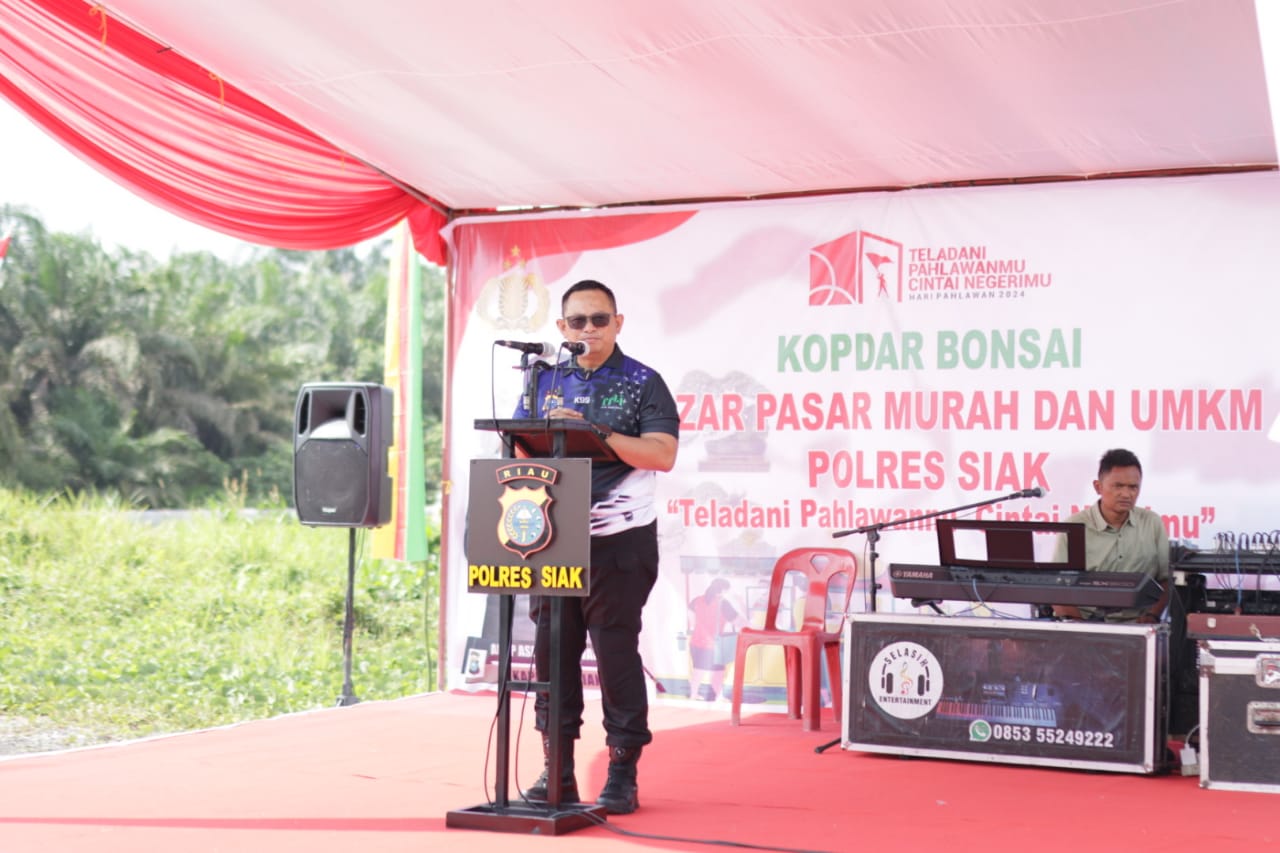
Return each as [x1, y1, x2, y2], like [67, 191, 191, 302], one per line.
[868, 641, 944, 720]
[894, 568, 937, 579]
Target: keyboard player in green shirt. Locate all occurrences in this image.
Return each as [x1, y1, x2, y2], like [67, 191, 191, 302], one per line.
[1051, 448, 1170, 623]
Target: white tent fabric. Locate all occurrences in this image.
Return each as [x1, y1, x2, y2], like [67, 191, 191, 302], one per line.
[104, 0, 1277, 213]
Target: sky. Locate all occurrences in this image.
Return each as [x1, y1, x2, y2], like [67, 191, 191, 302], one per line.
[1, 97, 268, 261]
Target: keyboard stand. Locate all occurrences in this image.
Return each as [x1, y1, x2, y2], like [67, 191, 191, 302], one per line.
[912, 598, 945, 615]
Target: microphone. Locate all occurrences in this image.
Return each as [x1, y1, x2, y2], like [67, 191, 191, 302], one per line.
[1015, 487, 1044, 499]
[496, 340, 555, 355]
[495, 340, 584, 357]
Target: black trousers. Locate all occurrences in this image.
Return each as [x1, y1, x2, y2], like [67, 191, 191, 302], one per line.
[530, 521, 659, 748]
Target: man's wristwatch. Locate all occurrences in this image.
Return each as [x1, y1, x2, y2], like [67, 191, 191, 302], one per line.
[591, 422, 613, 440]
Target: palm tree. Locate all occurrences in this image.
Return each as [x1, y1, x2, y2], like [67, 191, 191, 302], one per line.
[0, 207, 431, 508]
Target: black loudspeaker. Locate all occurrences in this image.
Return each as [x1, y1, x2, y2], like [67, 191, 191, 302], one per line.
[293, 382, 394, 527]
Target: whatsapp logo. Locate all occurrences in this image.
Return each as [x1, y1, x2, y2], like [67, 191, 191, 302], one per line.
[969, 720, 992, 742]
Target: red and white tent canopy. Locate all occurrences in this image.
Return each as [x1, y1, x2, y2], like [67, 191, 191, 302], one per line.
[2, 0, 1277, 260]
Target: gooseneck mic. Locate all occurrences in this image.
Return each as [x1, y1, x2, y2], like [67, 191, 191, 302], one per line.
[1014, 487, 1044, 499]
[496, 340, 555, 355]
[496, 340, 585, 357]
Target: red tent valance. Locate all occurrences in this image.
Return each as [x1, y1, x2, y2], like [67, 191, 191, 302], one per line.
[0, 0, 447, 263]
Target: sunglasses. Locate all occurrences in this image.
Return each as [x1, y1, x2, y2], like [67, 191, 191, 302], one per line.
[564, 312, 614, 330]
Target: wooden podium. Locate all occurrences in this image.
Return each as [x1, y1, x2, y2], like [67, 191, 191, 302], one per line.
[446, 419, 616, 835]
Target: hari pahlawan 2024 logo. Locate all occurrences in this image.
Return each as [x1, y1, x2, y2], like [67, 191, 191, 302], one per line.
[809, 230, 904, 304]
[809, 230, 1055, 305]
[495, 463, 558, 558]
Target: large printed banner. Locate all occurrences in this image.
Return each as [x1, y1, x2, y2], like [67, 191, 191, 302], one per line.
[440, 172, 1280, 703]
[843, 614, 1164, 773]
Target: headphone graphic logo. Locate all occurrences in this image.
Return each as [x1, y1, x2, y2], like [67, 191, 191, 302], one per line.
[880, 665, 930, 697]
[868, 641, 944, 720]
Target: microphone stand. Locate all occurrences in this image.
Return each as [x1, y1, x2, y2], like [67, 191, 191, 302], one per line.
[815, 489, 1036, 755]
[521, 352, 541, 418]
[483, 354, 551, 458]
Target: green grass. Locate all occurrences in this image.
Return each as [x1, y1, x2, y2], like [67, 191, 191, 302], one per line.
[0, 488, 438, 749]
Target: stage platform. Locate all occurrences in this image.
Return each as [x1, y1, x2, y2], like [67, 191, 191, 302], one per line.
[0, 691, 1273, 852]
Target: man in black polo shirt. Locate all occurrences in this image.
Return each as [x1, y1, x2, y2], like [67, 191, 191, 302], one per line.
[513, 279, 679, 815]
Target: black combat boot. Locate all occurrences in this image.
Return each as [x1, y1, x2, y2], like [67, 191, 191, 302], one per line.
[522, 734, 579, 804]
[595, 745, 641, 814]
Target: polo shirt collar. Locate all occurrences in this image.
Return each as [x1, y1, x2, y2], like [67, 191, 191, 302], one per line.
[1083, 500, 1134, 532]
[568, 344, 624, 374]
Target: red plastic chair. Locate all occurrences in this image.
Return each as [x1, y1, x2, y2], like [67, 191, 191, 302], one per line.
[730, 547, 858, 731]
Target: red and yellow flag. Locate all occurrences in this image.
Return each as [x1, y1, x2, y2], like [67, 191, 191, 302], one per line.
[371, 221, 429, 561]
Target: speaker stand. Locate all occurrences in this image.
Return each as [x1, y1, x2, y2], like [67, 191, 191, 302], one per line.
[337, 528, 360, 707]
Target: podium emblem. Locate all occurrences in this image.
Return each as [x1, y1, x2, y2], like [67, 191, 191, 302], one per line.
[495, 463, 558, 558]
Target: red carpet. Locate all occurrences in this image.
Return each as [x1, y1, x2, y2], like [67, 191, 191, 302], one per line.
[0, 692, 1273, 853]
